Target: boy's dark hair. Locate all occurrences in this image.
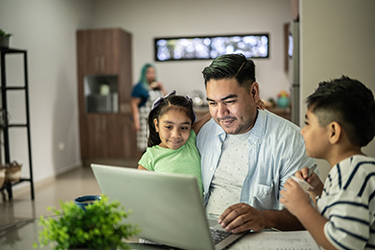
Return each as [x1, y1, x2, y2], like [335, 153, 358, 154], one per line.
[202, 53, 256, 90]
[306, 75, 375, 147]
[147, 94, 195, 147]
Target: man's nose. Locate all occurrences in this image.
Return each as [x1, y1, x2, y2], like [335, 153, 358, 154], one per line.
[217, 103, 228, 118]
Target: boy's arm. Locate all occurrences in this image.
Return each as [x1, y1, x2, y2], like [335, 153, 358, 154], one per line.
[280, 179, 336, 250]
[192, 113, 211, 135]
[295, 167, 324, 207]
[295, 206, 337, 250]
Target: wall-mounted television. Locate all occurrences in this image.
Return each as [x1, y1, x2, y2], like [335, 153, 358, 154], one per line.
[154, 33, 269, 62]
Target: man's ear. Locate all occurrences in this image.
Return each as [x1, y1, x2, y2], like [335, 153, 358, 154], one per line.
[329, 122, 341, 144]
[153, 118, 159, 133]
[251, 81, 261, 103]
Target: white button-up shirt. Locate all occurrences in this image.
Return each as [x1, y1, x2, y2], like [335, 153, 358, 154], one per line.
[197, 109, 316, 210]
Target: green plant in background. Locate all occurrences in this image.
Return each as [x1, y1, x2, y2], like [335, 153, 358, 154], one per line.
[0, 29, 12, 37]
[34, 195, 141, 250]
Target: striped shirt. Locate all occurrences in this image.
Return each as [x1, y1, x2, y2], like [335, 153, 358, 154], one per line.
[317, 155, 375, 249]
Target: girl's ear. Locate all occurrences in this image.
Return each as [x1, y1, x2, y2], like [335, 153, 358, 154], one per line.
[153, 118, 159, 132]
[329, 121, 341, 144]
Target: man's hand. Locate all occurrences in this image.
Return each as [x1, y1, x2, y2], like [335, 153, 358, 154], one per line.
[218, 203, 266, 233]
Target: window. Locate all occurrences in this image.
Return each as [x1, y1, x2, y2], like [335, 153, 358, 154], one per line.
[155, 34, 269, 62]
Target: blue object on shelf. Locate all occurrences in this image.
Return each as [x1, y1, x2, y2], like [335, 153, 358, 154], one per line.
[277, 97, 290, 108]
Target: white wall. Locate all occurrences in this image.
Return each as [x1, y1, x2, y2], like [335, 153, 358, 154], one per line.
[300, 0, 375, 180]
[0, 0, 293, 185]
[91, 0, 292, 100]
[5, 0, 374, 187]
[0, 0, 93, 183]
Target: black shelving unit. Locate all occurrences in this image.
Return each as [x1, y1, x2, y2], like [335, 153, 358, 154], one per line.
[0, 47, 34, 200]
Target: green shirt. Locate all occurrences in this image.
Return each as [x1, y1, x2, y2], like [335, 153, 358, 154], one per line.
[139, 130, 203, 195]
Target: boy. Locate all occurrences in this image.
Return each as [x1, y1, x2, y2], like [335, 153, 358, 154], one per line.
[280, 76, 375, 250]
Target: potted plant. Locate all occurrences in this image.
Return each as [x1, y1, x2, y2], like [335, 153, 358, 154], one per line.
[34, 195, 141, 250]
[0, 29, 12, 48]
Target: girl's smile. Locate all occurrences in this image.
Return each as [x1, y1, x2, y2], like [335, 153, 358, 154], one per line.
[154, 109, 192, 150]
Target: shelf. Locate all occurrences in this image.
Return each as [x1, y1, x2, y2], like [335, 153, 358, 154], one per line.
[0, 124, 28, 129]
[0, 47, 27, 53]
[0, 86, 26, 90]
[0, 47, 34, 200]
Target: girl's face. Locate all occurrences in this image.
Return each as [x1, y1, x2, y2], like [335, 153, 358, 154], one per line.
[300, 108, 331, 159]
[146, 67, 156, 84]
[154, 109, 192, 150]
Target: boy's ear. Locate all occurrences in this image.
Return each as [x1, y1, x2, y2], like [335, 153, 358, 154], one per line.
[329, 121, 342, 144]
[153, 118, 159, 132]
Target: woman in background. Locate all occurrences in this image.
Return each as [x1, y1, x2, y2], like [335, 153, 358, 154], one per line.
[131, 63, 167, 152]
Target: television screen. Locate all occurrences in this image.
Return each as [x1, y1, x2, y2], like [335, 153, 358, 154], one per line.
[155, 34, 269, 61]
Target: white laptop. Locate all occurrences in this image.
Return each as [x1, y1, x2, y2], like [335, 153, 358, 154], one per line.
[91, 164, 246, 250]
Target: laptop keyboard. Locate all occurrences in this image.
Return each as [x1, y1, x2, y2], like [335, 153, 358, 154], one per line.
[211, 228, 232, 244]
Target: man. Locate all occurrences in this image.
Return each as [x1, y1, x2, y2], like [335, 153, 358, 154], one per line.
[197, 53, 316, 233]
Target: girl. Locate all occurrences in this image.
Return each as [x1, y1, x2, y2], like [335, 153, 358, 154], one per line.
[138, 90, 210, 195]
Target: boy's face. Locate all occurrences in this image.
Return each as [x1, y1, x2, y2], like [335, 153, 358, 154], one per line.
[300, 108, 332, 159]
[154, 109, 192, 150]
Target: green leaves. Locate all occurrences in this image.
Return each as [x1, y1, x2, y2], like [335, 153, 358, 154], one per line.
[0, 29, 11, 37]
[35, 195, 141, 250]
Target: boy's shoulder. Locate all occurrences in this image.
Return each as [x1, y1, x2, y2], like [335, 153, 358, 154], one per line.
[342, 154, 375, 168]
[332, 155, 375, 185]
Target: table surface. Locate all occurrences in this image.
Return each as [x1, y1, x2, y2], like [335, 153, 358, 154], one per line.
[0, 217, 320, 250]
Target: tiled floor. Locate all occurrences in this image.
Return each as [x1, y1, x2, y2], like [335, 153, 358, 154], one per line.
[0, 160, 139, 227]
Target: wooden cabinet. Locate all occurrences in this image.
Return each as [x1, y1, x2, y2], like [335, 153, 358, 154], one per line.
[77, 28, 141, 161]
[77, 29, 120, 75]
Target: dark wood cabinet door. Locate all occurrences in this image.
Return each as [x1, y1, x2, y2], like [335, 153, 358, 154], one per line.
[77, 29, 119, 74]
[77, 28, 138, 161]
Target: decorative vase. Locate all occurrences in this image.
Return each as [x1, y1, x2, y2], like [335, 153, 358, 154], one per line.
[0, 36, 10, 48]
[277, 96, 290, 108]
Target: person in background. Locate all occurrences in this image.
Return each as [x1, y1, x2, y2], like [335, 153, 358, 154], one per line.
[131, 63, 167, 152]
[197, 53, 316, 233]
[280, 76, 375, 250]
[138, 90, 211, 195]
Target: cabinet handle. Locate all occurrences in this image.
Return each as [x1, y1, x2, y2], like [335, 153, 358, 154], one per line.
[100, 56, 105, 72]
[95, 57, 100, 72]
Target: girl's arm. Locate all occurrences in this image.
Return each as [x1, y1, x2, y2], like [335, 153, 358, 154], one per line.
[138, 164, 148, 170]
[192, 113, 211, 135]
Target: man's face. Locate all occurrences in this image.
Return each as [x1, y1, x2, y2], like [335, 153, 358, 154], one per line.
[206, 78, 260, 134]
